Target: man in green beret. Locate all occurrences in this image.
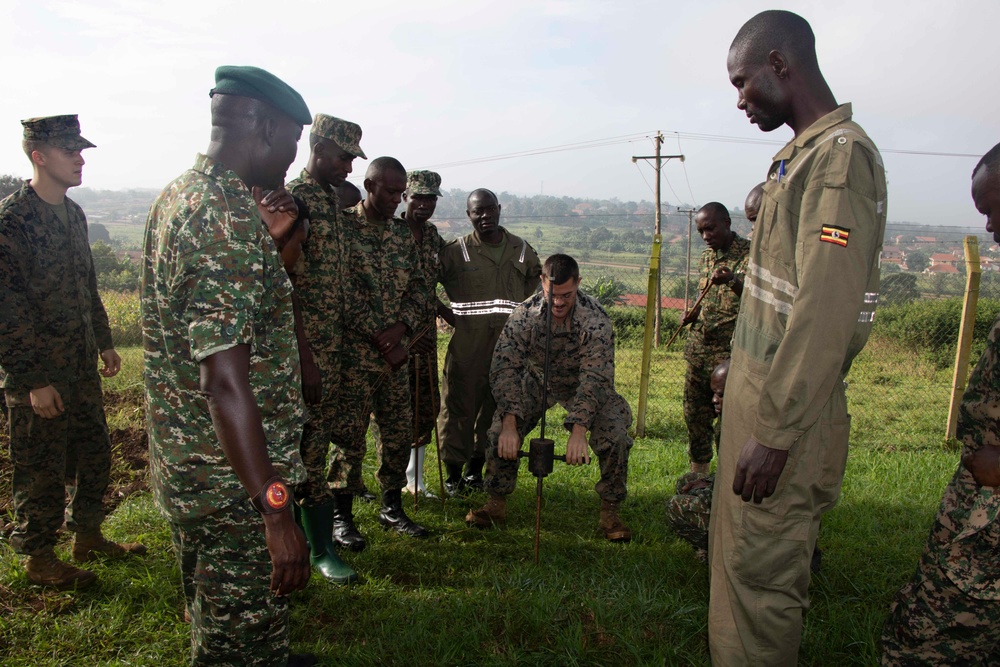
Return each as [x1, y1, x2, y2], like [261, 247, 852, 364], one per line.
[400, 170, 446, 498]
[286, 113, 366, 576]
[142, 65, 316, 667]
[0, 115, 146, 591]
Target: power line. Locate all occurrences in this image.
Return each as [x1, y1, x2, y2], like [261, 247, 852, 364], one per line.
[663, 130, 980, 158]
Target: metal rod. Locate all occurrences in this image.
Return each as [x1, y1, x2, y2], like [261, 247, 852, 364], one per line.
[428, 353, 446, 507]
[534, 477, 543, 565]
[413, 354, 420, 513]
[540, 279, 554, 440]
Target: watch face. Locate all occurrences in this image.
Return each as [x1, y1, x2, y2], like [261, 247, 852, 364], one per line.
[265, 481, 290, 511]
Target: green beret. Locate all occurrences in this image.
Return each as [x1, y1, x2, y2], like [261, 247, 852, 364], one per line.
[406, 170, 443, 196]
[211, 65, 311, 126]
[21, 115, 95, 150]
[312, 113, 366, 159]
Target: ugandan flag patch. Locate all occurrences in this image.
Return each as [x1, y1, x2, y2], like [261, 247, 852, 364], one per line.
[820, 224, 850, 247]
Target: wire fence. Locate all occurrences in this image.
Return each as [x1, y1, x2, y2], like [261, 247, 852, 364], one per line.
[97, 227, 999, 450]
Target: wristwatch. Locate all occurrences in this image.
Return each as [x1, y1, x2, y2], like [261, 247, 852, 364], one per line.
[251, 476, 291, 514]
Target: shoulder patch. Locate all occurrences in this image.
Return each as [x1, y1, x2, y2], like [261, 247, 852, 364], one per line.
[820, 224, 850, 247]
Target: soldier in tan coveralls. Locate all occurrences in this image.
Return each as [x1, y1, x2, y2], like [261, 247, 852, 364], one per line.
[680, 202, 749, 474]
[466, 254, 632, 542]
[880, 143, 1000, 666]
[1, 115, 145, 591]
[709, 11, 887, 664]
[437, 189, 540, 495]
[286, 113, 365, 584]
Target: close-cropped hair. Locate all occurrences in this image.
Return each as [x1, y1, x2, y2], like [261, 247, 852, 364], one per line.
[543, 253, 580, 285]
[973, 141, 1000, 179]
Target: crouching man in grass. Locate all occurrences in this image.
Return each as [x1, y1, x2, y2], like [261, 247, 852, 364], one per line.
[880, 142, 1000, 665]
[466, 254, 633, 542]
[1, 115, 146, 591]
[142, 66, 316, 667]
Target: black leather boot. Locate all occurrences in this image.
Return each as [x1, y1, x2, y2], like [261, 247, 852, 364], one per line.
[463, 456, 486, 491]
[332, 494, 366, 552]
[445, 463, 467, 497]
[378, 489, 429, 538]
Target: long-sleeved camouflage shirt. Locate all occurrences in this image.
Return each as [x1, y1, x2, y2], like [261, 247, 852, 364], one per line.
[340, 202, 428, 361]
[689, 234, 750, 345]
[141, 154, 305, 523]
[0, 182, 113, 389]
[406, 217, 444, 338]
[286, 168, 344, 361]
[491, 291, 619, 430]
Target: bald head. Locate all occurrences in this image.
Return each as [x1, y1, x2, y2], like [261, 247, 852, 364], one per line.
[730, 10, 819, 71]
[744, 182, 765, 224]
[973, 142, 1000, 181]
[467, 188, 498, 208]
[365, 156, 406, 183]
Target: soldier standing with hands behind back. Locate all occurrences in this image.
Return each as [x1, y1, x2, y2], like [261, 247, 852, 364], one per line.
[1, 115, 146, 591]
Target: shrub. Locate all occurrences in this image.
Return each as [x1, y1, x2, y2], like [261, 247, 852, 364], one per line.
[102, 291, 142, 347]
[872, 297, 1000, 368]
[606, 306, 679, 344]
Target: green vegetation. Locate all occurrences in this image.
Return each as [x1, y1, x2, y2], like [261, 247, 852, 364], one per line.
[0, 334, 958, 666]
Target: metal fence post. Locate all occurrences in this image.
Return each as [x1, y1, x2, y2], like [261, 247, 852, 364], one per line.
[636, 234, 662, 438]
[946, 235, 981, 440]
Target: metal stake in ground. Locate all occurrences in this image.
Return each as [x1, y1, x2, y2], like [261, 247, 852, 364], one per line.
[413, 354, 421, 513]
[428, 355, 447, 507]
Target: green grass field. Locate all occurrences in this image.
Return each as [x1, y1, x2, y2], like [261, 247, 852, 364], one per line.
[0, 338, 958, 666]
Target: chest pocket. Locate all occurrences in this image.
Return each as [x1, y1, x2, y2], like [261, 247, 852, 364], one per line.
[758, 178, 800, 275]
[505, 256, 530, 298]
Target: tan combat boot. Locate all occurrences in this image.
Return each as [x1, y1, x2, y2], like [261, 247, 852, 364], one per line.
[72, 531, 148, 562]
[599, 499, 632, 543]
[690, 461, 710, 475]
[25, 551, 97, 590]
[465, 494, 507, 528]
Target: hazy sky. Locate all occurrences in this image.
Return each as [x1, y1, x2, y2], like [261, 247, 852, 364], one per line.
[1, 0, 996, 227]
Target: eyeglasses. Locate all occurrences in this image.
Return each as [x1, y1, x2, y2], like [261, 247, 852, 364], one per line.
[550, 290, 577, 304]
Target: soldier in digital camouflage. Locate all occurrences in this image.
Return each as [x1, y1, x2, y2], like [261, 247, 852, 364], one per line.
[141, 66, 316, 667]
[400, 170, 446, 498]
[329, 156, 430, 550]
[0, 114, 146, 591]
[680, 201, 749, 475]
[880, 142, 1000, 666]
[466, 254, 632, 542]
[285, 113, 365, 585]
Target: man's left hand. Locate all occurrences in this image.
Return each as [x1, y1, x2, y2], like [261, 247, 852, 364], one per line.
[963, 445, 1000, 488]
[374, 322, 408, 352]
[711, 267, 734, 285]
[733, 436, 788, 503]
[253, 187, 297, 242]
[99, 349, 121, 378]
[566, 425, 591, 466]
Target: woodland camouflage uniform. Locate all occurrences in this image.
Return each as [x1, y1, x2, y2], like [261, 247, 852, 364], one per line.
[0, 179, 115, 556]
[683, 235, 749, 465]
[142, 153, 306, 666]
[881, 314, 1000, 665]
[286, 167, 344, 506]
[331, 201, 427, 493]
[485, 292, 632, 501]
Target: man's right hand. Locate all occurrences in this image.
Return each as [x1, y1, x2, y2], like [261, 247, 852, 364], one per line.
[301, 357, 322, 405]
[497, 415, 521, 460]
[681, 305, 701, 327]
[381, 344, 408, 370]
[261, 510, 311, 597]
[409, 331, 435, 355]
[30, 385, 64, 419]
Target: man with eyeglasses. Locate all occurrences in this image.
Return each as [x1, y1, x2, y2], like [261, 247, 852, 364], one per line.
[437, 189, 540, 496]
[466, 254, 632, 542]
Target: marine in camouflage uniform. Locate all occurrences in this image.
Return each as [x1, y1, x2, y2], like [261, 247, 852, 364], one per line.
[468, 255, 632, 541]
[682, 202, 749, 470]
[1, 115, 143, 591]
[142, 66, 311, 667]
[880, 147, 1000, 666]
[400, 170, 446, 496]
[331, 156, 429, 543]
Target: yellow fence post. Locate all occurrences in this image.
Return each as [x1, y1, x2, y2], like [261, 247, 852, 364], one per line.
[946, 235, 981, 440]
[636, 234, 662, 438]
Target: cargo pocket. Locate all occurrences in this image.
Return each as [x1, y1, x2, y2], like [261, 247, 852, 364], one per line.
[819, 415, 851, 489]
[731, 505, 811, 592]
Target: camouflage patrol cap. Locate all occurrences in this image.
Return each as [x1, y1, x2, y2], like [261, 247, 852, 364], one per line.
[406, 170, 443, 196]
[211, 65, 312, 126]
[312, 114, 367, 159]
[21, 115, 96, 150]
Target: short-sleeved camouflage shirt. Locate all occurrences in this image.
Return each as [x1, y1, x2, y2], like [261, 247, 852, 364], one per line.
[141, 154, 305, 523]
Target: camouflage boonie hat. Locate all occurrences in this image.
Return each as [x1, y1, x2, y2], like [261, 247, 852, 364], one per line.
[312, 113, 366, 159]
[406, 170, 443, 196]
[21, 115, 96, 150]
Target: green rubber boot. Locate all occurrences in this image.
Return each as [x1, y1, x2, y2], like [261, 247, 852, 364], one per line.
[298, 502, 359, 584]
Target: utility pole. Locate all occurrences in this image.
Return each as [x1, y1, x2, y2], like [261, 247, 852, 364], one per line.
[632, 133, 683, 346]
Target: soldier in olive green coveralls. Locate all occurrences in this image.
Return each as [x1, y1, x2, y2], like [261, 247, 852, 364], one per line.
[437, 189, 540, 494]
[880, 143, 1000, 666]
[710, 12, 887, 665]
